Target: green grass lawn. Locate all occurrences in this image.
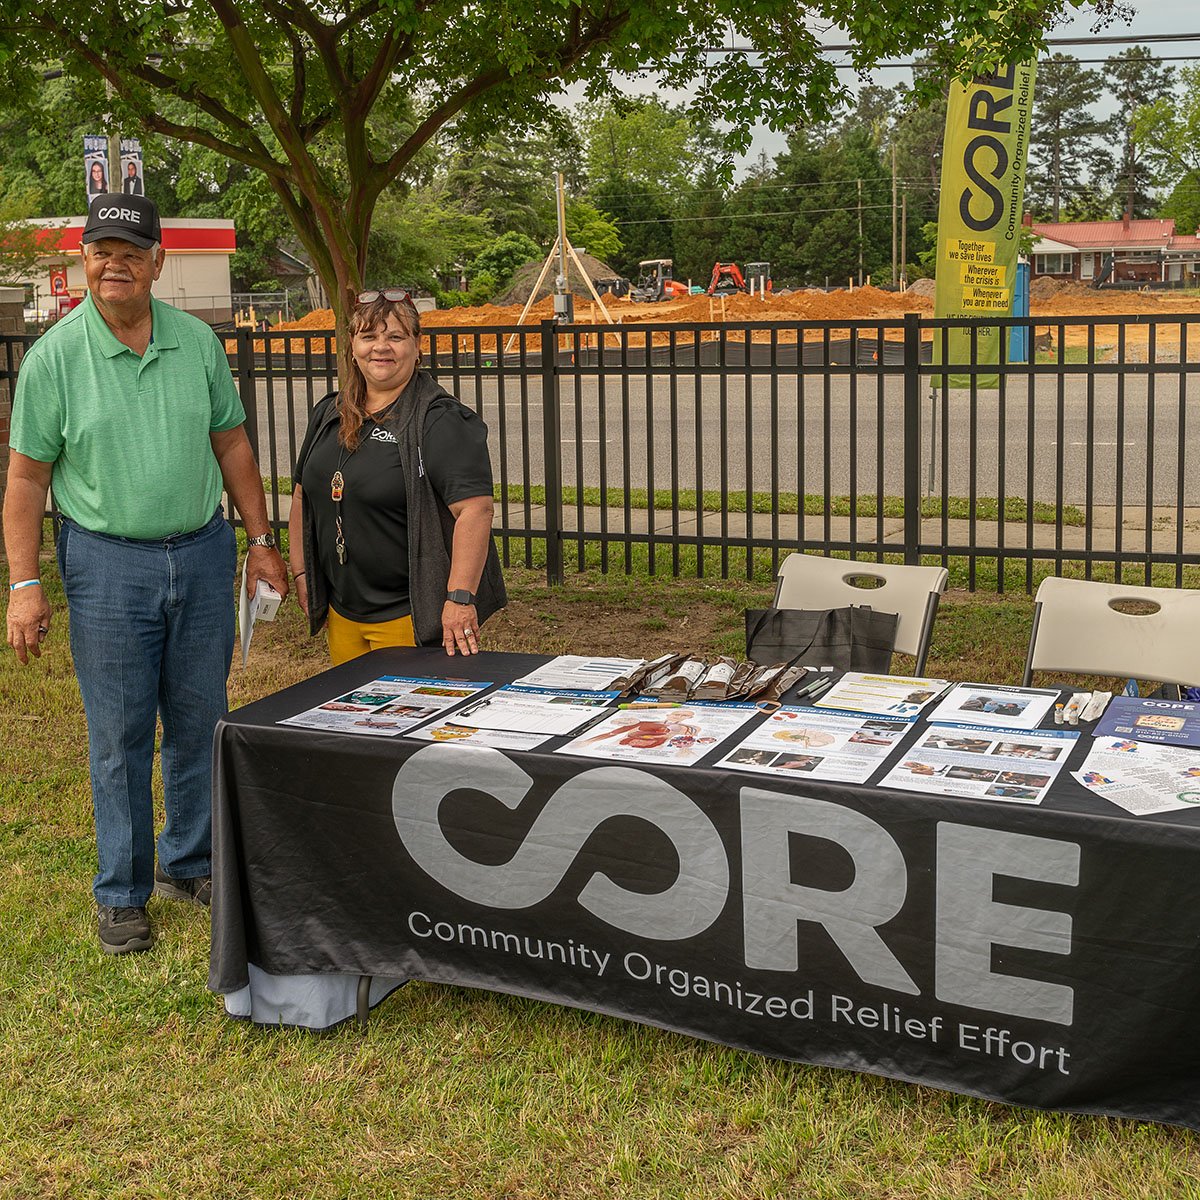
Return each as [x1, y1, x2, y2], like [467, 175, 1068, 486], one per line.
[3, 562, 1199, 1198]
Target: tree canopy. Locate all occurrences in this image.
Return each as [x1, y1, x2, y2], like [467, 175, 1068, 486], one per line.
[0, 0, 1121, 334]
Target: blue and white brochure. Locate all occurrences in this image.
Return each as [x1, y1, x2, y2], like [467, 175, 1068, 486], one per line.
[1093, 695, 1200, 748]
[279, 675, 491, 737]
[717, 706, 915, 784]
[448, 684, 620, 737]
[878, 722, 1078, 804]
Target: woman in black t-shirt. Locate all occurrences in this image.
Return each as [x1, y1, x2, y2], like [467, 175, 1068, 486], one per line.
[289, 291, 503, 664]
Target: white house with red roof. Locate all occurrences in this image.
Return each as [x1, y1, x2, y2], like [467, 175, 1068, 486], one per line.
[1029, 216, 1200, 286]
[20, 215, 235, 322]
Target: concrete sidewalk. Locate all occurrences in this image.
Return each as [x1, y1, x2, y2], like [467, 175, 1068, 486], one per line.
[252, 491, 1200, 557]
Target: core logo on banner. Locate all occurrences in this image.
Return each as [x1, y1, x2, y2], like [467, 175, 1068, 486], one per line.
[933, 60, 1037, 388]
[390, 744, 1080, 1025]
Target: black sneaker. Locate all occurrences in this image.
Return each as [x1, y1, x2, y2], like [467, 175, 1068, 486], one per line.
[153, 864, 212, 907]
[97, 905, 152, 955]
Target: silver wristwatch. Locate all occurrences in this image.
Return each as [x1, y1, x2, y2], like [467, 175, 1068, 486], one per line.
[247, 532, 277, 550]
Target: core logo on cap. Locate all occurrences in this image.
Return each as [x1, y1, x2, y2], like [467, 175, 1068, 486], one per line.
[95, 207, 143, 223]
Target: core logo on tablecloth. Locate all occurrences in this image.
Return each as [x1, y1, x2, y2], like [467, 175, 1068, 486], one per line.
[392, 744, 1081, 1024]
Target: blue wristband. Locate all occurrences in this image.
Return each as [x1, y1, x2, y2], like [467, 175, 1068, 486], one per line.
[9, 579, 41, 591]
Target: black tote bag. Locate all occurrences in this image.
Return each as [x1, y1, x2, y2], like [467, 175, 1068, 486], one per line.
[744, 605, 899, 673]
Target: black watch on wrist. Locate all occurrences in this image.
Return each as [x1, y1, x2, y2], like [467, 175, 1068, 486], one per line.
[247, 532, 277, 550]
[445, 589, 477, 606]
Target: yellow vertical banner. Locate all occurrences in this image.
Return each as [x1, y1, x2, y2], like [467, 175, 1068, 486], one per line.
[933, 60, 1036, 388]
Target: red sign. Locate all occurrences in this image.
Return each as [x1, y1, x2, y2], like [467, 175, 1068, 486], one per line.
[50, 268, 68, 295]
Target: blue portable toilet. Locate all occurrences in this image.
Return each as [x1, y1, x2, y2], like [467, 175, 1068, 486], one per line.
[1008, 260, 1030, 363]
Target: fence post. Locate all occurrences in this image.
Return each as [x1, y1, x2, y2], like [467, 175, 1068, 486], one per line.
[902, 311, 921, 565]
[234, 327, 259, 464]
[540, 320, 564, 586]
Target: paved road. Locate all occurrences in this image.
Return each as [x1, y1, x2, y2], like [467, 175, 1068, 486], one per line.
[246, 368, 1195, 509]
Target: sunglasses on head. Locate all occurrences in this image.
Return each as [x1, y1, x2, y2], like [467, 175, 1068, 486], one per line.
[357, 288, 412, 304]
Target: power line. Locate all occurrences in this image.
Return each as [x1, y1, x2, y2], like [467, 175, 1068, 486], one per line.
[708, 32, 1200, 53]
[613, 203, 894, 225]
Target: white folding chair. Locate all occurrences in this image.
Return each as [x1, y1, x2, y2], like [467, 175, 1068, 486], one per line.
[773, 554, 949, 674]
[1022, 576, 1200, 689]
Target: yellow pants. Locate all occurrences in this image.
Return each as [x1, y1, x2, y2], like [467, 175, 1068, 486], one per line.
[326, 607, 416, 666]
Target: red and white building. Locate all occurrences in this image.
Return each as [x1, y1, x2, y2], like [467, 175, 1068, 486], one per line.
[1029, 216, 1200, 286]
[21, 216, 236, 322]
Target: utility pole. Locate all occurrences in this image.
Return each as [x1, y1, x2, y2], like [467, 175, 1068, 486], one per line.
[901, 187, 908, 289]
[891, 144, 898, 288]
[857, 178, 864, 287]
[553, 171, 573, 324]
[104, 80, 121, 190]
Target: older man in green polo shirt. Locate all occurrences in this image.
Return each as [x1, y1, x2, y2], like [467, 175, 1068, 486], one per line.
[3, 193, 287, 954]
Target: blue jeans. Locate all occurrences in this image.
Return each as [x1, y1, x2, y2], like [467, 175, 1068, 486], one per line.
[57, 511, 237, 907]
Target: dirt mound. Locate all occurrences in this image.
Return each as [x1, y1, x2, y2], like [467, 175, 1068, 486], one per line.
[1029, 275, 1070, 300]
[905, 277, 936, 298]
[496, 252, 623, 305]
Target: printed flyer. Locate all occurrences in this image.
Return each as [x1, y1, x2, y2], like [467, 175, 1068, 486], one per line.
[813, 673, 950, 718]
[557, 701, 760, 767]
[878, 723, 1078, 803]
[716, 706, 915, 784]
[278, 676, 491, 737]
[407, 722, 554, 752]
[1073, 736, 1200, 816]
[512, 655, 645, 691]
[1093, 696, 1200, 748]
[448, 685, 619, 737]
[926, 683, 1060, 730]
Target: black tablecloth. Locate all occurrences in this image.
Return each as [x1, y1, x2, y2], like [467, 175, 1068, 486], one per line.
[210, 648, 1200, 1130]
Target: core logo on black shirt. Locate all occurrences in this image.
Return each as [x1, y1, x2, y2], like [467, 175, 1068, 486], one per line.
[369, 426, 398, 444]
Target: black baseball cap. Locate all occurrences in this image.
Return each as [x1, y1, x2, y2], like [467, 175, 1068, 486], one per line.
[82, 193, 162, 249]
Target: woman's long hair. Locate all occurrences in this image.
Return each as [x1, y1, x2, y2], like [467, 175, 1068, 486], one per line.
[338, 294, 422, 450]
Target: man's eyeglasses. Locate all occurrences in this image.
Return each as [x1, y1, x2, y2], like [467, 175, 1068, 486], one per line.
[357, 288, 412, 304]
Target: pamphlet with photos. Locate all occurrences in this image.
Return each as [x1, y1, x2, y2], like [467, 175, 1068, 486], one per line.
[813, 672, 951, 717]
[557, 701, 759, 767]
[716, 707, 915, 784]
[878, 723, 1078, 804]
[1072, 736, 1200, 815]
[447, 684, 619, 737]
[1093, 695, 1200, 749]
[927, 683, 1060, 730]
[278, 676, 491, 737]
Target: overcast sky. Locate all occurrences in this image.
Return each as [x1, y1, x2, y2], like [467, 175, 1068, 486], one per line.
[578, 2, 1200, 175]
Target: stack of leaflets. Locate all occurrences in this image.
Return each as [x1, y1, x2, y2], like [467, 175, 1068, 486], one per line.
[512, 656, 646, 692]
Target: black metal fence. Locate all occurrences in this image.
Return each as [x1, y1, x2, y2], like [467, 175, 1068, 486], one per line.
[5, 311, 1200, 593]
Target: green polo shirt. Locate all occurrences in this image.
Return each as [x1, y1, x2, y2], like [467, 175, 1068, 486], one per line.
[10, 293, 245, 538]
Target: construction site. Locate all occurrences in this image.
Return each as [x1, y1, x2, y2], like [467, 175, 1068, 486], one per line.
[266, 270, 1200, 360]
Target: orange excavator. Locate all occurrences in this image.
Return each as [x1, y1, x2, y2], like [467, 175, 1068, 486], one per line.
[706, 262, 748, 296]
[630, 259, 689, 302]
